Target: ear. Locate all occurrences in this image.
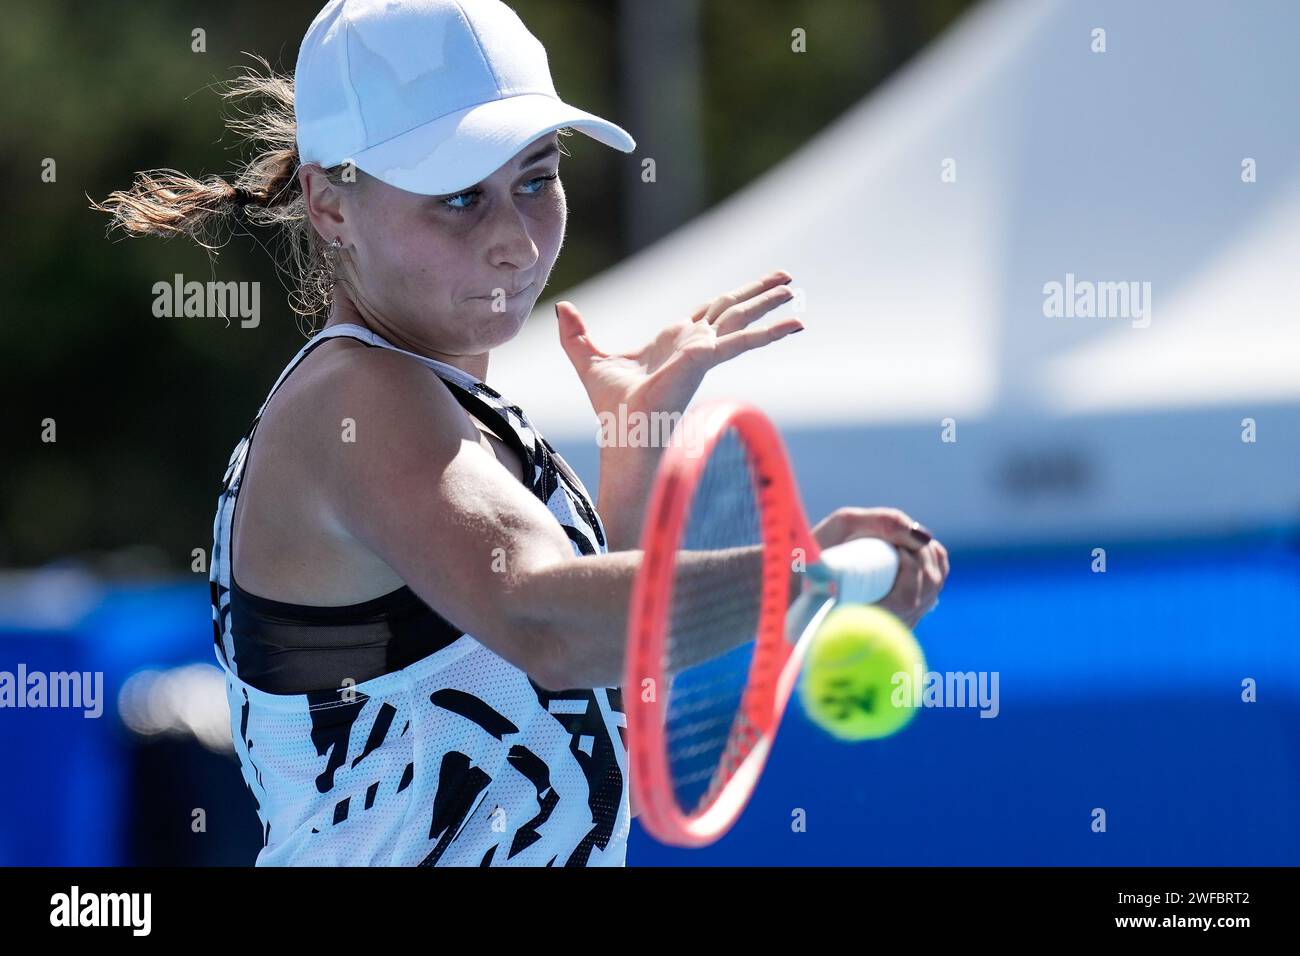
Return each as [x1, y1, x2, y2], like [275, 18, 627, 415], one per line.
[299, 163, 349, 245]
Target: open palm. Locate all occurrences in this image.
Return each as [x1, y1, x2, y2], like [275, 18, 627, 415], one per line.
[556, 270, 805, 426]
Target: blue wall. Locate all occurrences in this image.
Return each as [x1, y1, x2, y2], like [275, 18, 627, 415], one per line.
[630, 535, 1300, 864]
[2, 535, 1297, 865]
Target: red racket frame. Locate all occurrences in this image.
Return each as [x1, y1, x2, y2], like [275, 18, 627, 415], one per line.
[625, 400, 823, 847]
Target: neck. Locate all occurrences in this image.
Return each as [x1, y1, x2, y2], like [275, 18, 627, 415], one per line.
[322, 290, 490, 382]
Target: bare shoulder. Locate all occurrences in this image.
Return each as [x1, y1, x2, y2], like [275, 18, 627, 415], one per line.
[292, 335, 475, 437]
[233, 335, 504, 603]
[240, 334, 578, 674]
[276, 338, 481, 519]
[270, 338, 477, 454]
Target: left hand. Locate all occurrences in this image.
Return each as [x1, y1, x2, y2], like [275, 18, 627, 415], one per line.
[555, 270, 805, 432]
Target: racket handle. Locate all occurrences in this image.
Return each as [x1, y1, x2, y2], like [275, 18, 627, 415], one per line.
[813, 537, 900, 604]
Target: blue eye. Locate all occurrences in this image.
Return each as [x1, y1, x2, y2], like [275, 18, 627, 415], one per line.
[440, 174, 557, 214]
[444, 191, 477, 212]
[521, 173, 557, 195]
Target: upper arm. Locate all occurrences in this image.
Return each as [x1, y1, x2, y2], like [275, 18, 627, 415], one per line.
[306, 348, 577, 683]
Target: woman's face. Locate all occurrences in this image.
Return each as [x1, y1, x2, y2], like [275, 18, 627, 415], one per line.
[331, 132, 567, 356]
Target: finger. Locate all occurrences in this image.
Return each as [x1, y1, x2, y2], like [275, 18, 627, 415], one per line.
[933, 539, 950, 583]
[554, 301, 610, 365]
[700, 270, 793, 324]
[713, 284, 798, 336]
[833, 507, 930, 555]
[916, 542, 943, 604]
[710, 319, 804, 364]
[915, 543, 946, 623]
[890, 556, 924, 619]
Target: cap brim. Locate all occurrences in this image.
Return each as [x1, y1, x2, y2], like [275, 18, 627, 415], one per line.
[349, 92, 636, 196]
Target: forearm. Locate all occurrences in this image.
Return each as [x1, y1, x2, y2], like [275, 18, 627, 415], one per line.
[507, 542, 790, 689]
[595, 444, 663, 552]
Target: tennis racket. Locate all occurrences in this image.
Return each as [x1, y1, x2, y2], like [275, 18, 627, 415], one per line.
[625, 399, 902, 847]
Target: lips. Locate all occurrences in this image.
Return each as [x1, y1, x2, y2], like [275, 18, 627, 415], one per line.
[477, 282, 532, 300]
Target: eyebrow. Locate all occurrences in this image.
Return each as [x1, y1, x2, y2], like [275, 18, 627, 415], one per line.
[436, 142, 561, 199]
[517, 141, 560, 169]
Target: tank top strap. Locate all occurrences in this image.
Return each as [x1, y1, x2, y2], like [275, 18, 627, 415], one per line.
[211, 321, 611, 679]
[316, 323, 542, 485]
[319, 324, 606, 551]
[216, 325, 354, 495]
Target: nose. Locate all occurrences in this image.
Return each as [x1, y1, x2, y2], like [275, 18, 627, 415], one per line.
[483, 195, 540, 273]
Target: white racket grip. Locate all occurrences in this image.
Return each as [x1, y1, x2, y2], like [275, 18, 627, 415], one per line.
[815, 537, 900, 604]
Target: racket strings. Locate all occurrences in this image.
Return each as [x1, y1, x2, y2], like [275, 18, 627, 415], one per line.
[663, 428, 769, 816]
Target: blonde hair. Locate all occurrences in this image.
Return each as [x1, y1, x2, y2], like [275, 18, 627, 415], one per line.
[94, 54, 580, 334]
[91, 55, 360, 332]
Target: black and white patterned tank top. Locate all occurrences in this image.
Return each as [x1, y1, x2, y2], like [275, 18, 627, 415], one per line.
[208, 323, 629, 866]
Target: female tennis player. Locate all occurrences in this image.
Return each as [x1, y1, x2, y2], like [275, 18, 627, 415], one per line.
[95, 0, 946, 866]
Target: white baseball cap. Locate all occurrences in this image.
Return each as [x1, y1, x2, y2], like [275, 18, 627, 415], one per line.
[294, 0, 637, 196]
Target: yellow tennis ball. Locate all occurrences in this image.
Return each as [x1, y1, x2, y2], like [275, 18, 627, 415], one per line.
[798, 604, 926, 741]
